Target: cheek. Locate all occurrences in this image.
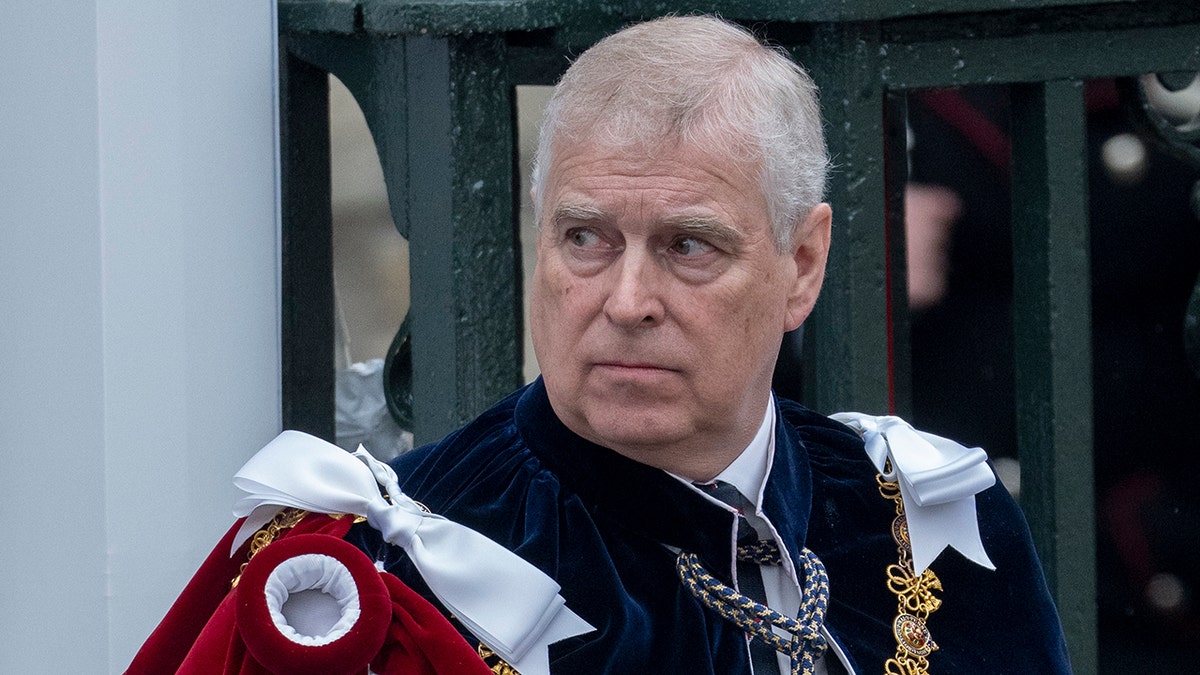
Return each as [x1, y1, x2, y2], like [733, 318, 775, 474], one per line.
[536, 274, 574, 314]
[741, 313, 755, 336]
[529, 267, 558, 338]
[705, 276, 788, 346]
[531, 263, 586, 351]
[711, 275, 771, 322]
[539, 257, 598, 312]
[532, 254, 570, 302]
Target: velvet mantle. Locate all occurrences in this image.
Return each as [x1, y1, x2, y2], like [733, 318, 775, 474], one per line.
[128, 513, 492, 674]
[347, 378, 1072, 673]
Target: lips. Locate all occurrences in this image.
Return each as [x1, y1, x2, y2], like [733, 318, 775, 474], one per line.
[589, 362, 684, 387]
[592, 361, 677, 372]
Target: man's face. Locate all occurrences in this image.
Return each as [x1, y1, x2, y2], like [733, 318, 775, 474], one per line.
[530, 138, 830, 477]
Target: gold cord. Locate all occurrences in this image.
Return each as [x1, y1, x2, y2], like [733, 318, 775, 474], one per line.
[877, 473, 941, 675]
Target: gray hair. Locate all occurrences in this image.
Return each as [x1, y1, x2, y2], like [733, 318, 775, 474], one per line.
[530, 15, 829, 251]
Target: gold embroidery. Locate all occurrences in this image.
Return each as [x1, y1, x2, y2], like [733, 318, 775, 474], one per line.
[327, 513, 368, 523]
[230, 507, 309, 589]
[878, 473, 941, 674]
[477, 643, 521, 675]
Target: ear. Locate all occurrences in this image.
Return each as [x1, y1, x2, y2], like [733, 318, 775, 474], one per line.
[783, 203, 832, 332]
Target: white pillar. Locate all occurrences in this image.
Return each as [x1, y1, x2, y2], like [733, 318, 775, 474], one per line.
[0, 2, 280, 671]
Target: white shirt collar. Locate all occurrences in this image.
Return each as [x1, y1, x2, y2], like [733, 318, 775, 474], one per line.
[712, 396, 775, 509]
[669, 398, 848, 675]
[672, 396, 776, 510]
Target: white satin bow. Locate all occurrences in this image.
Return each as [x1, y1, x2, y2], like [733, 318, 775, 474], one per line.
[830, 413, 996, 575]
[231, 430, 594, 675]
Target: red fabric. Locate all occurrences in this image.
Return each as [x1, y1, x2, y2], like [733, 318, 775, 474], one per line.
[128, 512, 492, 675]
[372, 574, 494, 675]
[176, 592, 265, 675]
[127, 513, 353, 673]
[236, 534, 391, 674]
[127, 519, 250, 673]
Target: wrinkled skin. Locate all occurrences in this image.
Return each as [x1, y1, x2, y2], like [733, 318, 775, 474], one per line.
[530, 138, 831, 481]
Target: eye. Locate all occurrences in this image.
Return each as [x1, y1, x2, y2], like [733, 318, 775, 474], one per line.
[567, 228, 602, 248]
[669, 236, 716, 257]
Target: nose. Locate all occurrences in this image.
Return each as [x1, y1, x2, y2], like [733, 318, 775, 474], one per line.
[603, 249, 664, 329]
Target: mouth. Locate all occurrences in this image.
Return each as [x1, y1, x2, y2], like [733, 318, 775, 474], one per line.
[591, 361, 679, 375]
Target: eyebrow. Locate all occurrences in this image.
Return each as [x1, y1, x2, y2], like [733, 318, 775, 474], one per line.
[549, 204, 745, 252]
[663, 215, 744, 253]
[550, 203, 606, 230]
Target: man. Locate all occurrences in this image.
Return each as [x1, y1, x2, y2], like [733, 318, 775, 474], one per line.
[357, 15, 1071, 674]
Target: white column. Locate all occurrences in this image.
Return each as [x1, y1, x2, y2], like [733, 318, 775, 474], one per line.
[0, 2, 280, 672]
[0, 4, 107, 671]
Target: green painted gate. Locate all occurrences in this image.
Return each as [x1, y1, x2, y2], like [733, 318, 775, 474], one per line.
[277, 2, 1200, 671]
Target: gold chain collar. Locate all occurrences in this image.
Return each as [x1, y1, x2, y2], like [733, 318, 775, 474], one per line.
[228, 478, 948, 672]
[877, 472, 943, 675]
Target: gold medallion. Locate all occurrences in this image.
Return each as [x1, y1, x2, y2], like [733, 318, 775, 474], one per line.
[893, 613, 936, 657]
[878, 472, 943, 674]
[891, 514, 911, 552]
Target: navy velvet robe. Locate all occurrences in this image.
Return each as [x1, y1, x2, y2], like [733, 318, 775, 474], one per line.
[348, 379, 1071, 673]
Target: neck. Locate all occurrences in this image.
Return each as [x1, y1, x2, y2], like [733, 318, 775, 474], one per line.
[614, 442, 744, 483]
[572, 398, 772, 483]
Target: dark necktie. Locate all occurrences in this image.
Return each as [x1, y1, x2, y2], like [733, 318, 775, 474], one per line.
[679, 481, 829, 675]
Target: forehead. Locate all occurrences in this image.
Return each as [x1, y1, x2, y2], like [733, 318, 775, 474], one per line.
[543, 139, 768, 224]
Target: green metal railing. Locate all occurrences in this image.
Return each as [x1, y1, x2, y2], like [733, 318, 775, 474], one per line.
[277, 2, 1200, 671]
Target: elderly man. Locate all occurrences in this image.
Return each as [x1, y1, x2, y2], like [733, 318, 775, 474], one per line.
[367, 14, 1069, 675]
[373, 15, 1069, 674]
[128, 15, 1068, 674]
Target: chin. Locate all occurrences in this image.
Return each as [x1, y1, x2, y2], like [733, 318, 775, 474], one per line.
[579, 407, 692, 451]
[546, 373, 696, 447]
